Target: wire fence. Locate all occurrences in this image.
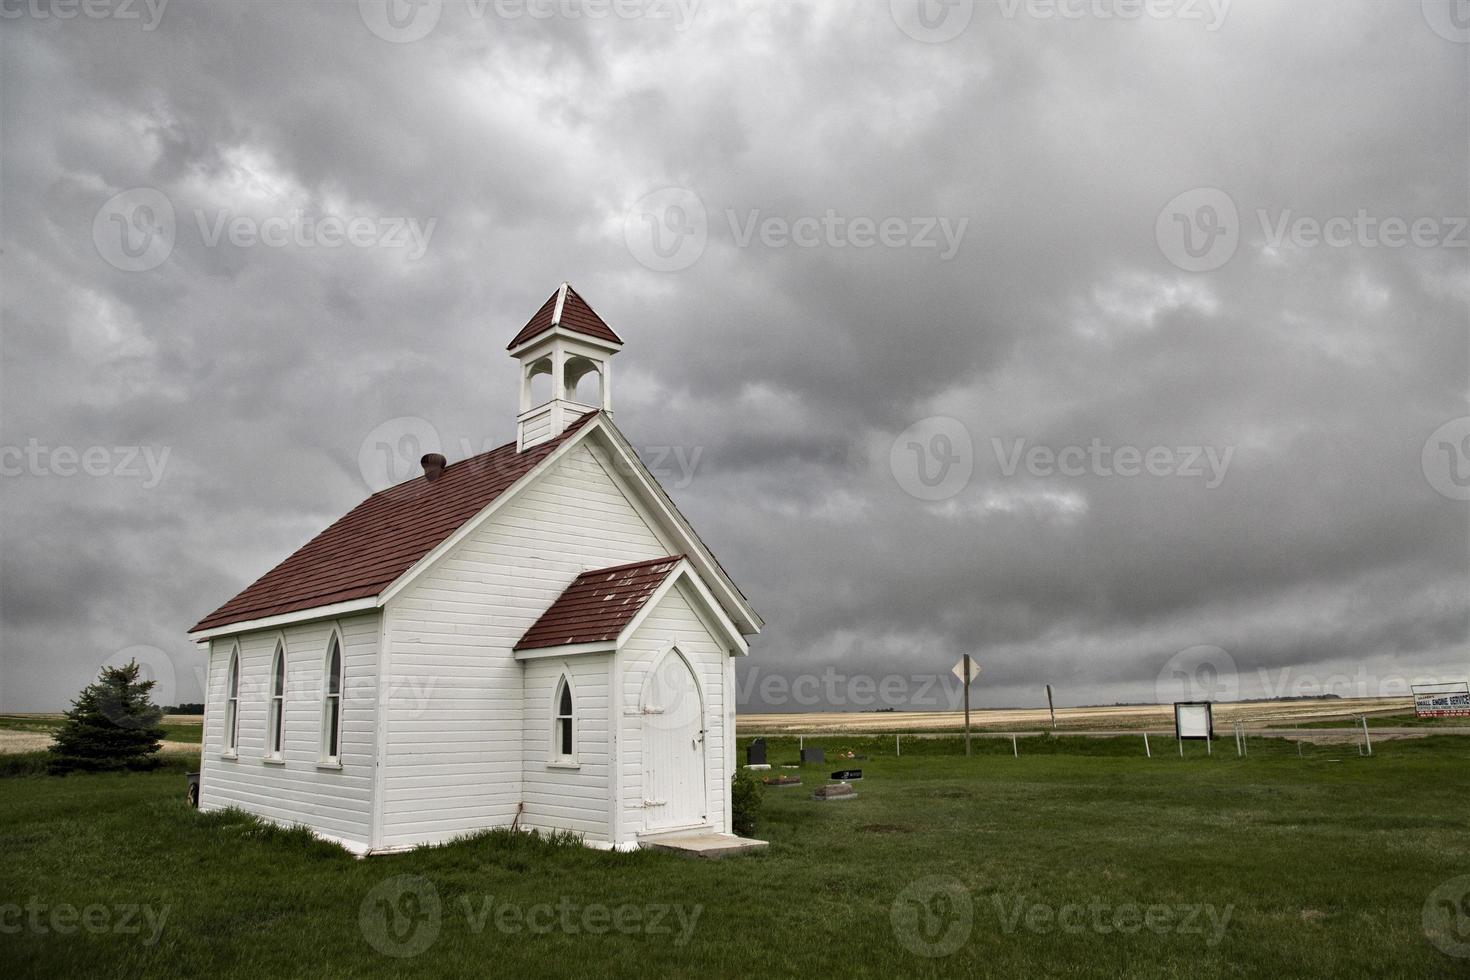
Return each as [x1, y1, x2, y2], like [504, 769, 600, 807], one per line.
[736, 717, 1397, 763]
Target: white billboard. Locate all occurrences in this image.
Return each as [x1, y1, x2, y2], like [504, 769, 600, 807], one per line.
[1174, 702, 1214, 740]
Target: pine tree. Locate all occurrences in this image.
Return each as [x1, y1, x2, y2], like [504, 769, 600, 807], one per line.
[47, 660, 166, 774]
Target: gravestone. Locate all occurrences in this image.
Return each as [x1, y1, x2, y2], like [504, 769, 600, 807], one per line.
[812, 782, 857, 802]
[830, 769, 862, 781]
[800, 747, 825, 764]
[746, 738, 767, 766]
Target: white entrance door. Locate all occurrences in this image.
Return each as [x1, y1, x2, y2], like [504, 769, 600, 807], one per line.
[642, 652, 707, 831]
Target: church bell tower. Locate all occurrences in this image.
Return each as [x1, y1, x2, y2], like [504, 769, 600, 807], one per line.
[508, 282, 623, 451]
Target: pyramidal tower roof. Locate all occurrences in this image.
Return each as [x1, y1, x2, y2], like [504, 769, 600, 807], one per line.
[507, 282, 623, 350]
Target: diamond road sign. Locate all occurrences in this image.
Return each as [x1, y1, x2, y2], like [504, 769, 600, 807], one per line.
[952, 658, 980, 685]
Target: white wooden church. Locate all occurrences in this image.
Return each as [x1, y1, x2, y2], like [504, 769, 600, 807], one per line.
[189, 284, 762, 854]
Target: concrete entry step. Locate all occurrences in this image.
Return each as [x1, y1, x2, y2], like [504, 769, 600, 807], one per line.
[639, 832, 768, 858]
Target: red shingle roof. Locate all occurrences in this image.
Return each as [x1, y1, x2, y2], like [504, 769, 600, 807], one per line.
[190, 412, 600, 634]
[514, 555, 684, 651]
[507, 283, 623, 350]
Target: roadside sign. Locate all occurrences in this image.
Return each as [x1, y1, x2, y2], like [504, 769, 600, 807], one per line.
[953, 655, 979, 756]
[1174, 701, 1213, 740]
[952, 658, 980, 685]
[1412, 681, 1470, 718]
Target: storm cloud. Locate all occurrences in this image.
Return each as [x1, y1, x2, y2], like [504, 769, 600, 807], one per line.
[1, 0, 1466, 712]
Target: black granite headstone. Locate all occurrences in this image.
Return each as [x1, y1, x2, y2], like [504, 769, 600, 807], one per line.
[746, 738, 767, 766]
[800, 747, 825, 764]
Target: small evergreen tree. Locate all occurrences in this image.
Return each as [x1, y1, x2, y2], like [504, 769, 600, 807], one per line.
[47, 660, 166, 774]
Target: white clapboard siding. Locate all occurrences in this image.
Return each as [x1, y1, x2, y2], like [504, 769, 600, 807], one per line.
[520, 655, 613, 841]
[379, 444, 670, 849]
[519, 407, 553, 447]
[617, 581, 731, 844]
[198, 614, 379, 850]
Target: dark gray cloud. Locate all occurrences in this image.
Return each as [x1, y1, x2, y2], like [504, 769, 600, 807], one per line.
[1, 0, 1466, 712]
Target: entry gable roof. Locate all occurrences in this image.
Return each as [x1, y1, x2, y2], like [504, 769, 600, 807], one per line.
[514, 555, 684, 651]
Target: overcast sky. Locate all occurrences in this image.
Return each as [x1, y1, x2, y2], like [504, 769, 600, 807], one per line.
[1, 0, 1466, 713]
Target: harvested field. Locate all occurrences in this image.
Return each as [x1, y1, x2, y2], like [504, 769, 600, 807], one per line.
[738, 696, 1416, 734]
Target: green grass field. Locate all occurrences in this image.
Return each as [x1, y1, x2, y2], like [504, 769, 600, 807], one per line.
[2, 735, 1468, 978]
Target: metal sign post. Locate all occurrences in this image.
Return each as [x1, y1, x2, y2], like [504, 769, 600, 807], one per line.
[965, 656, 971, 756]
[952, 656, 979, 757]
